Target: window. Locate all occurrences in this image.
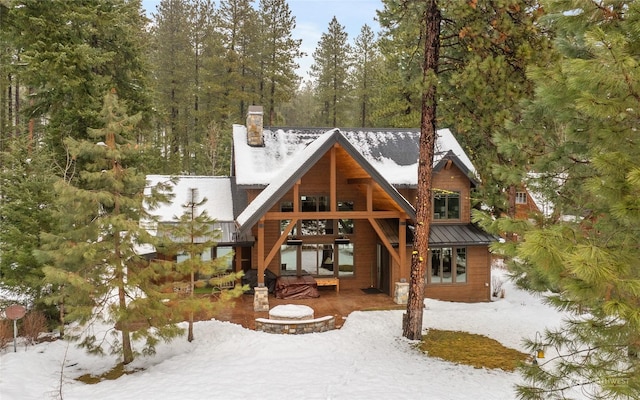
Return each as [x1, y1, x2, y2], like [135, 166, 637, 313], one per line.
[215, 246, 234, 271]
[280, 243, 299, 274]
[515, 192, 527, 205]
[301, 195, 331, 235]
[281, 197, 354, 236]
[433, 191, 460, 220]
[279, 197, 355, 277]
[336, 242, 354, 277]
[281, 242, 353, 277]
[428, 247, 466, 284]
[338, 200, 354, 235]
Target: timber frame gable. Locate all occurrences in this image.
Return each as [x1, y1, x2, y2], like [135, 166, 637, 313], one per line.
[236, 128, 417, 288]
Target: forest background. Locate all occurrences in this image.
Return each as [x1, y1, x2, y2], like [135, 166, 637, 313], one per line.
[2, 1, 640, 398]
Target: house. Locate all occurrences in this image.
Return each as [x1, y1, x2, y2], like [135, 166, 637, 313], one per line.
[515, 173, 559, 220]
[146, 106, 496, 310]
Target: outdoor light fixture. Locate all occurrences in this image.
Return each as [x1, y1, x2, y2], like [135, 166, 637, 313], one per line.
[535, 331, 545, 359]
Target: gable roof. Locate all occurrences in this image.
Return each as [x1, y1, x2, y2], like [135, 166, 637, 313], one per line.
[434, 150, 480, 187]
[232, 127, 478, 188]
[235, 129, 417, 232]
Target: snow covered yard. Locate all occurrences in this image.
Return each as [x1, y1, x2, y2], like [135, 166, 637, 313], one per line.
[0, 274, 580, 400]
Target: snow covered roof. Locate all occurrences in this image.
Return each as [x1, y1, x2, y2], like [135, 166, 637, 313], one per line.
[142, 175, 239, 244]
[233, 126, 478, 188]
[145, 175, 235, 222]
[235, 129, 417, 231]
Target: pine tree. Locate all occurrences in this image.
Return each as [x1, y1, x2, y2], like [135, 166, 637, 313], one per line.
[7, 0, 152, 166]
[503, 1, 640, 398]
[401, 0, 440, 341]
[438, 0, 549, 219]
[0, 137, 56, 304]
[376, 0, 426, 128]
[37, 91, 181, 364]
[160, 188, 245, 342]
[150, 0, 194, 174]
[280, 80, 319, 126]
[379, 0, 548, 216]
[351, 24, 382, 128]
[219, 0, 260, 121]
[310, 17, 353, 127]
[0, 1, 13, 145]
[256, 0, 303, 125]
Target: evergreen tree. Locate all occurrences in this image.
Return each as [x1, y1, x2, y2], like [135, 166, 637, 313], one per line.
[37, 91, 181, 364]
[379, 0, 548, 216]
[401, 0, 440, 341]
[0, 137, 56, 302]
[7, 0, 152, 166]
[0, 0, 14, 146]
[219, 0, 260, 121]
[351, 24, 382, 128]
[256, 0, 303, 125]
[438, 0, 549, 219]
[376, 0, 425, 127]
[310, 17, 353, 127]
[498, 1, 640, 398]
[280, 80, 319, 126]
[150, 0, 194, 174]
[160, 188, 245, 342]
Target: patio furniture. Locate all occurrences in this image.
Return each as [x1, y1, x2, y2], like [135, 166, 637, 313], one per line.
[275, 275, 319, 299]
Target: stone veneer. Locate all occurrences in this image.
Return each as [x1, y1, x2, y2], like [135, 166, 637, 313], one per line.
[394, 281, 409, 305]
[255, 315, 335, 334]
[253, 286, 269, 311]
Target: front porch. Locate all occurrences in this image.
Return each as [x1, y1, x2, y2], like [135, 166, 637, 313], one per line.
[213, 287, 405, 330]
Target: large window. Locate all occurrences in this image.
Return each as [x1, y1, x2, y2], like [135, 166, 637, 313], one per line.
[279, 197, 355, 277]
[434, 191, 460, 220]
[429, 247, 466, 284]
[280, 242, 353, 277]
[301, 195, 331, 235]
[280, 197, 354, 237]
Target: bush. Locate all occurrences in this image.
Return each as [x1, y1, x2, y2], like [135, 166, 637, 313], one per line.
[492, 275, 505, 298]
[21, 310, 47, 345]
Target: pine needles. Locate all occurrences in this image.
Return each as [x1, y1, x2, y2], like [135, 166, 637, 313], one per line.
[417, 329, 529, 372]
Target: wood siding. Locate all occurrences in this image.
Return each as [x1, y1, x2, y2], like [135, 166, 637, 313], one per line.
[241, 148, 492, 302]
[245, 152, 392, 291]
[431, 163, 472, 223]
[422, 246, 491, 302]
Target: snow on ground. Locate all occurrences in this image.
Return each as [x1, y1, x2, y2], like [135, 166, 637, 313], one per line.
[0, 271, 582, 400]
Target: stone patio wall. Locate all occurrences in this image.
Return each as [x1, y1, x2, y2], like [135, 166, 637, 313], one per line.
[255, 315, 335, 334]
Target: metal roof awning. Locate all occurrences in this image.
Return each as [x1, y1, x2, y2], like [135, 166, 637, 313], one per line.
[378, 220, 497, 247]
[429, 224, 498, 246]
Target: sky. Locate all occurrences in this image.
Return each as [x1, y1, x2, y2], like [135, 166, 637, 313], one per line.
[0, 268, 590, 400]
[141, 0, 383, 79]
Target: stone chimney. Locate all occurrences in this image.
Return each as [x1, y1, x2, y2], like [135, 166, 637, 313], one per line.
[246, 105, 264, 147]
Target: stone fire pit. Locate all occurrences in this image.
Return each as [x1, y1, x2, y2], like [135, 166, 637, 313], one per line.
[268, 304, 314, 321]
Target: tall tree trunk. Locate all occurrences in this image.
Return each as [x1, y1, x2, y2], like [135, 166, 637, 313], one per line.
[506, 184, 517, 241]
[188, 269, 194, 342]
[403, 0, 440, 341]
[110, 131, 134, 364]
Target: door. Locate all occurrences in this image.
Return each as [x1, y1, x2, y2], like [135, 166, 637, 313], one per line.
[377, 244, 391, 294]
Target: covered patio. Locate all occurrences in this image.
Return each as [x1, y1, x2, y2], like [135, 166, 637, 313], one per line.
[213, 287, 405, 330]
